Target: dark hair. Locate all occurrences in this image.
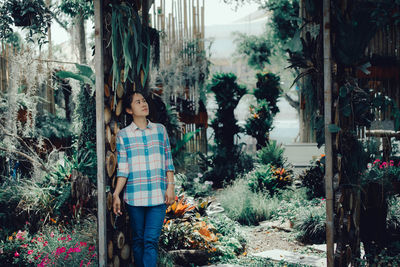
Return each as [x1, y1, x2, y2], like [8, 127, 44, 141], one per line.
[123, 89, 148, 112]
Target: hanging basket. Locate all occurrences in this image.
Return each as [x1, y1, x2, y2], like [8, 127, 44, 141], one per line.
[11, 7, 35, 27]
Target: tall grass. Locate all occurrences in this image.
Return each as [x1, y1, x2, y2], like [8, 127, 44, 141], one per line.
[218, 179, 280, 225]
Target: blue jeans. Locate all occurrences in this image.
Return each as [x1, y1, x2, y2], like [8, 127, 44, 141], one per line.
[126, 204, 166, 267]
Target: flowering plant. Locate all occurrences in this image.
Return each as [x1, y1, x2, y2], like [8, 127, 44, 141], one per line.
[0, 224, 97, 267]
[362, 159, 400, 193]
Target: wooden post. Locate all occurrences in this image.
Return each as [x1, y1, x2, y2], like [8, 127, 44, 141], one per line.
[94, 0, 107, 266]
[184, 0, 188, 39]
[323, 0, 334, 266]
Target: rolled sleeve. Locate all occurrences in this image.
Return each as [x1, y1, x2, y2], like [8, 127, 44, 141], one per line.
[116, 133, 129, 178]
[162, 126, 175, 172]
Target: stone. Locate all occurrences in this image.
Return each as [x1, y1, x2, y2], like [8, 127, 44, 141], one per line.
[252, 249, 326, 267]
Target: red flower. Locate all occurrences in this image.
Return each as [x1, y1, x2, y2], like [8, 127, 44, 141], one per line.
[14, 251, 19, 257]
[27, 250, 33, 255]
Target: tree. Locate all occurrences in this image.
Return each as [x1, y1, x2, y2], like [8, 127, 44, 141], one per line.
[205, 73, 251, 187]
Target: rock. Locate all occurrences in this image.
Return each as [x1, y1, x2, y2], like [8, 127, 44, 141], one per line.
[168, 249, 209, 266]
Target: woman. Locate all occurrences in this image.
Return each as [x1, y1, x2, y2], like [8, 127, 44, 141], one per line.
[113, 90, 175, 267]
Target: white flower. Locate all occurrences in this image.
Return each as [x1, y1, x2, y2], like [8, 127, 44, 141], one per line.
[194, 178, 200, 183]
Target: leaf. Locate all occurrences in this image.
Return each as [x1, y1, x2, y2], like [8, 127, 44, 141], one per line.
[328, 124, 341, 133]
[172, 129, 200, 154]
[55, 71, 94, 88]
[339, 86, 348, 98]
[75, 64, 94, 78]
[357, 62, 371, 75]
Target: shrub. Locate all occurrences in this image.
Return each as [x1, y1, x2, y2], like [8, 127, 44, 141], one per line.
[256, 140, 286, 168]
[218, 179, 278, 225]
[245, 100, 274, 149]
[207, 73, 247, 186]
[294, 198, 326, 244]
[175, 172, 213, 198]
[0, 217, 97, 266]
[298, 156, 325, 199]
[387, 196, 400, 235]
[253, 72, 281, 115]
[247, 164, 292, 196]
[202, 145, 254, 188]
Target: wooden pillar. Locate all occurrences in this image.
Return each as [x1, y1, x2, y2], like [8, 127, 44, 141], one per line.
[323, 0, 334, 266]
[94, 0, 107, 266]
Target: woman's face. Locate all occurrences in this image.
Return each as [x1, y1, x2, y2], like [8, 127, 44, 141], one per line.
[126, 93, 149, 117]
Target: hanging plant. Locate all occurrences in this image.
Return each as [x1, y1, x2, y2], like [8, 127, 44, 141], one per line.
[0, 0, 51, 46]
[110, 2, 150, 107]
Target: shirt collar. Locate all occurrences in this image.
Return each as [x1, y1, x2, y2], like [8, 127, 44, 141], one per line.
[130, 119, 153, 131]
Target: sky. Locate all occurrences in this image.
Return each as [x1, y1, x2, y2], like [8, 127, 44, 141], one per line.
[50, 0, 260, 45]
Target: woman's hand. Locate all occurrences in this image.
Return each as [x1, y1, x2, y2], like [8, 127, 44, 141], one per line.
[165, 185, 175, 205]
[113, 194, 123, 215]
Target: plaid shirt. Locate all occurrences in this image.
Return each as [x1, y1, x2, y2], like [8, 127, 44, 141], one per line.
[116, 120, 174, 206]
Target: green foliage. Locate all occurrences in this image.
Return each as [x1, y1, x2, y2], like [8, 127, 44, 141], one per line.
[175, 173, 213, 199]
[245, 100, 274, 149]
[55, 64, 96, 151]
[55, 64, 95, 95]
[247, 164, 292, 196]
[254, 72, 281, 114]
[35, 111, 73, 139]
[333, 4, 379, 66]
[206, 73, 249, 186]
[0, 0, 51, 46]
[58, 0, 94, 19]
[111, 2, 150, 98]
[245, 72, 281, 149]
[0, 218, 98, 266]
[262, 0, 300, 45]
[209, 73, 246, 152]
[299, 156, 325, 199]
[294, 198, 326, 244]
[218, 178, 278, 225]
[387, 196, 400, 234]
[234, 33, 272, 70]
[75, 84, 96, 151]
[256, 140, 286, 168]
[202, 145, 254, 188]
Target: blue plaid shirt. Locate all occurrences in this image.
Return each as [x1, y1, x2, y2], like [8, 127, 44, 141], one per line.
[116, 121, 175, 206]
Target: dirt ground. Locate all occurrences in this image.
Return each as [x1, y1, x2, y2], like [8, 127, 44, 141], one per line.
[242, 219, 325, 257]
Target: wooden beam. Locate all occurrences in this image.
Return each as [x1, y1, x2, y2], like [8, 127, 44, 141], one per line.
[94, 0, 107, 266]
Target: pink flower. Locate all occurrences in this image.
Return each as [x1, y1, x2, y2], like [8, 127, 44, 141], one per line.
[37, 237, 44, 242]
[380, 162, 388, 169]
[14, 251, 20, 257]
[28, 250, 34, 255]
[80, 260, 84, 267]
[50, 232, 54, 238]
[390, 160, 394, 166]
[21, 244, 28, 248]
[74, 247, 81, 253]
[373, 159, 381, 164]
[89, 246, 95, 252]
[80, 242, 87, 247]
[43, 241, 48, 247]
